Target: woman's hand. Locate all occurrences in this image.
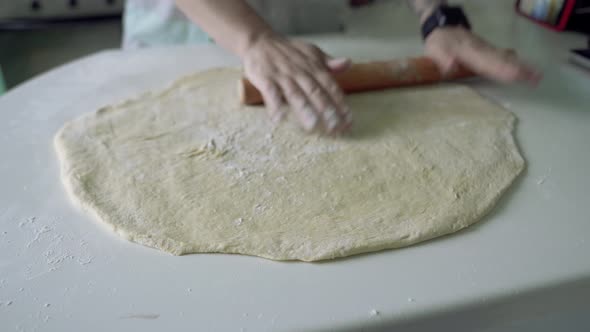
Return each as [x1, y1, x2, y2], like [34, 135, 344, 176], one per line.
[240, 33, 352, 134]
[424, 27, 542, 84]
[175, 0, 352, 134]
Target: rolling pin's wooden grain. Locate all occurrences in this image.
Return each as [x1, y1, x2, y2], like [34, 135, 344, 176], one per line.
[239, 56, 474, 105]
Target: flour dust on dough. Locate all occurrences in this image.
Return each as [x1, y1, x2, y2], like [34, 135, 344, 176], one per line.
[54, 68, 524, 261]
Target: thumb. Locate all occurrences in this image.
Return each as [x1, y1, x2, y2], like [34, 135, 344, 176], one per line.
[325, 56, 351, 73]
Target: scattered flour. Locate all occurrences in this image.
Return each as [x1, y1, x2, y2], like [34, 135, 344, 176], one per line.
[17, 217, 96, 280]
[536, 167, 552, 185]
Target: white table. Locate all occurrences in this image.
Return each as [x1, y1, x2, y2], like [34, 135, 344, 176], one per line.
[1, 1, 589, 331]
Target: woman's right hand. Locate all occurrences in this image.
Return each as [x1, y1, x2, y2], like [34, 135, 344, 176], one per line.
[240, 33, 352, 134]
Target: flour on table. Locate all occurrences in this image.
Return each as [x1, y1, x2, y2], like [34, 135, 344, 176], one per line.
[54, 68, 524, 261]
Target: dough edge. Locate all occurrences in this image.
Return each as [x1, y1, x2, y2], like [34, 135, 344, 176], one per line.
[54, 68, 525, 262]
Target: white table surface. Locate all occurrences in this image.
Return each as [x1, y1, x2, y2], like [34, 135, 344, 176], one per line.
[1, 1, 589, 331]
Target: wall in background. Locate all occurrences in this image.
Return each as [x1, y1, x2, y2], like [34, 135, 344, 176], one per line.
[0, 18, 122, 89]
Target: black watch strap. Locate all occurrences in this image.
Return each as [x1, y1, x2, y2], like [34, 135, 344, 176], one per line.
[421, 5, 471, 40]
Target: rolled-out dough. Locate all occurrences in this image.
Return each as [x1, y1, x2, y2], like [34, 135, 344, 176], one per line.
[54, 68, 524, 261]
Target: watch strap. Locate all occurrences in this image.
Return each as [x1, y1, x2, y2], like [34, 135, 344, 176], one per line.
[421, 5, 471, 40]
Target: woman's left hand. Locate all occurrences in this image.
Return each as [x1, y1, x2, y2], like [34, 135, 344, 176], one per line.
[424, 27, 542, 84]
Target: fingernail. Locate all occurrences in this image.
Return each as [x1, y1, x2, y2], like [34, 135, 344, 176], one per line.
[270, 112, 281, 124]
[301, 106, 318, 131]
[344, 108, 353, 124]
[272, 109, 287, 124]
[323, 108, 340, 132]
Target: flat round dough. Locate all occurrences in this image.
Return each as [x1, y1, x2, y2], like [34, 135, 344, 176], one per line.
[55, 68, 524, 261]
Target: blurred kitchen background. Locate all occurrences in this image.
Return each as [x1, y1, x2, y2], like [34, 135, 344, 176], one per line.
[1, 0, 588, 94]
[0, 1, 123, 91]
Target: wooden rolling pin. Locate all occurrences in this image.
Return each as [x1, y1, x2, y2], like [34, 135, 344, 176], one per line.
[239, 56, 474, 105]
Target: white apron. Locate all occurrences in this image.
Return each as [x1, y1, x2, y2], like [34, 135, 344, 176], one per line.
[123, 0, 350, 49]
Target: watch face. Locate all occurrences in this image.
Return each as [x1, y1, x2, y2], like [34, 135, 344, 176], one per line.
[438, 13, 447, 26]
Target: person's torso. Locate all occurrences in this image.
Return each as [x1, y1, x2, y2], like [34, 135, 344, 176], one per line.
[123, 0, 350, 49]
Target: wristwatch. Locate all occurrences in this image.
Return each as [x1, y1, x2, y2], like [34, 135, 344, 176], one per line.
[421, 5, 471, 40]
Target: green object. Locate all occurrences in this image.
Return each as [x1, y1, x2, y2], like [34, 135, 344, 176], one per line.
[0, 66, 5, 95]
